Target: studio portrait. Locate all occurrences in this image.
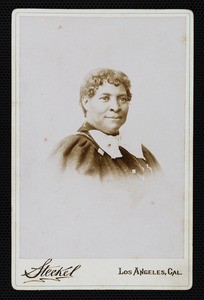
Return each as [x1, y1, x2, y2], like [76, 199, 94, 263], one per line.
[15, 11, 190, 262]
[51, 68, 161, 184]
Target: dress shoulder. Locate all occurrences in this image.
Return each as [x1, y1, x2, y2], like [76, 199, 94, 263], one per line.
[141, 144, 161, 172]
[51, 134, 99, 174]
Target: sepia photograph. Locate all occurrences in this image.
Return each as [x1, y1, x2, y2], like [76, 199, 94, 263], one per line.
[12, 9, 193, 289]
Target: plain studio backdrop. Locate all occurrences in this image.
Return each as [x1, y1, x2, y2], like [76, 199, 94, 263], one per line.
[18, 13, 187, 258]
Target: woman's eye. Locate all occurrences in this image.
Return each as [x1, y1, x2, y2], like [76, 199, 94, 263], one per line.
[119, 97, 127, 103]
[99, 96, 110, 101]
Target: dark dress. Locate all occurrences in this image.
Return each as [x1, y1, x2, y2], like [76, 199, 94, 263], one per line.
[52, 122, 161, 182]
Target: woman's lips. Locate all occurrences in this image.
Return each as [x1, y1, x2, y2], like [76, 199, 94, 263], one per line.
[105, 116, 122, 119]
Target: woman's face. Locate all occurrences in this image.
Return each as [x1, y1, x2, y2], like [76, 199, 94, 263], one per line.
[84, 82, 129, 135]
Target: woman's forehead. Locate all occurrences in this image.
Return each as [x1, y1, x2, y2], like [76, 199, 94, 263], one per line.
[95, 82, 127, 96]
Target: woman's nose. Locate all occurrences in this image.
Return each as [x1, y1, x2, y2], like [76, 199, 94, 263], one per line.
[109, 98, 120, 111]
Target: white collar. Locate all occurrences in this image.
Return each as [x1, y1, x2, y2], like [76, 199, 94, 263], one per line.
[88, 129, 145, 160]
[89, 130, 123, 159]
[120, 139, 145, 159]
[88, 130, 145, 160]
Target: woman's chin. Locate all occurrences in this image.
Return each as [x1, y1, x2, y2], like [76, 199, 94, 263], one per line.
[101, 127, 120, 135]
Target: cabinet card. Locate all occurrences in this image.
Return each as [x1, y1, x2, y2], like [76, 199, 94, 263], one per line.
[12, 9, 193, 290]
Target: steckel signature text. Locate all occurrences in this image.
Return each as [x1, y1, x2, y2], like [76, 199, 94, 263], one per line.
[21, 258, 81, 283]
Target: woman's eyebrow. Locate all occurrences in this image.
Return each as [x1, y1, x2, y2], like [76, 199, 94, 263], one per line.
[100, 93, 127, 96]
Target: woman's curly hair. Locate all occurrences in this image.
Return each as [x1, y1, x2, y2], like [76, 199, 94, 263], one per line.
[80, 68, 132, 115]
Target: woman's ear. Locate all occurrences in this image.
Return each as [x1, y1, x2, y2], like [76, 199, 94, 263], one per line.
[82, 96, 90, 111]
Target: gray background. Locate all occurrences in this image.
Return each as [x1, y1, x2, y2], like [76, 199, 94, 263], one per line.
[18, 14, 186, 258]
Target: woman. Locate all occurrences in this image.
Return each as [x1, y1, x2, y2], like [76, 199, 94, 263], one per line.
[52, 68, 160, 182]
